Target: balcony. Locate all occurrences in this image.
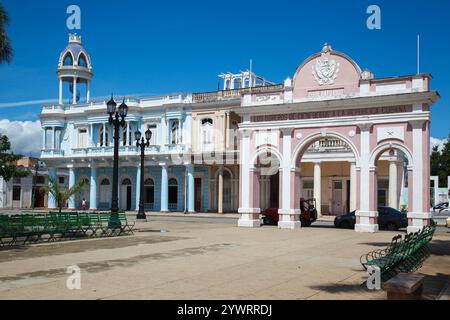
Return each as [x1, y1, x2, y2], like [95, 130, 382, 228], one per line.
[41, 149, 65, 157]
[192, 84, 284, 104]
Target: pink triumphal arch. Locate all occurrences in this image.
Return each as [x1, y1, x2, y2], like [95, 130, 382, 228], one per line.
[236, 43, 439, 233]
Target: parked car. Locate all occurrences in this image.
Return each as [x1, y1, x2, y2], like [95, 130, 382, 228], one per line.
[430, 202, 449, 215]
[262, 198, 318, 227]
[334, 207, 408, 231]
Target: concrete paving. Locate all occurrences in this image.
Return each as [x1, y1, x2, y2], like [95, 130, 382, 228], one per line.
[0, 221, 448, 300]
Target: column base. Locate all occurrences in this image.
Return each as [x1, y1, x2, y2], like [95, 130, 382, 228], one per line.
[407, 212, 432, 234]
[238, 208, 261, 228]
[355, 210, 379, 233]
[278, 209, 301, 230]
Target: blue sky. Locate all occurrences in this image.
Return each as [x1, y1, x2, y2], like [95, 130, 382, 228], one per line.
[0, 0, 449, 139]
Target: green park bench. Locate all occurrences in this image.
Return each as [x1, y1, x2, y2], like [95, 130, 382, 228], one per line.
[360, 224, 436, 282]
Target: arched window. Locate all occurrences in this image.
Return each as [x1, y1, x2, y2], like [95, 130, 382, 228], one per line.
[99, 178, 110, 207]
[63, 53, 73, 66]
[225, 79, 231, 90]
[99, 126, 109, 147]
[78, 53, 88, 68]
[201, 118, 214, 151]
[233, 78, 241, 89]
[168, 178, 178, 209]
[144, 178, 154, 206]
[122, 178, 132, 185]
[244, 77, 250, 88]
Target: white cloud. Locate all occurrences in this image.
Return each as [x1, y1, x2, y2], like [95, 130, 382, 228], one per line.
[0, 120, 42, 157]
[431, 137, 448, 153]
[0, 99, 58, 108]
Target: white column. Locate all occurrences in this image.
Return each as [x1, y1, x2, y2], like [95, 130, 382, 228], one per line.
[52, 127, 56, 150]
[86, 81, 91, 102]
[68, 166, 76, 209]
[59, 78, 63, 104]
[349, 161, 357, 212]
[72, 77, 77, 104]
[278, 128, 300, 229]
[102, 123, 106, 146]
[126, 121, 130, 146]
[89, 167, 97, 210]
[238, 129, 261, 227]
[187, 164, 195, 213]
[408, 120, 431, 233]
[355, 123, 379, 233]
[218, 166, 223, 214]
[160, 164, 169, 212]
[313, 161, 322, 218]
[388, 157, 399, 209]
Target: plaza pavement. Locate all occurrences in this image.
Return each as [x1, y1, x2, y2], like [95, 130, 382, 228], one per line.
[0, 220, 448, 300]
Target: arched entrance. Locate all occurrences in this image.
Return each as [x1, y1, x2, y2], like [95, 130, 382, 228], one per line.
[120, 178, 132, 211]
[98, 177, 110, 209]
[144, 177, 155, 211]
[76, 176, 90, 209]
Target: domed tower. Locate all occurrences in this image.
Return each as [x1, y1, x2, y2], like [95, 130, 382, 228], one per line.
[57, 34, 93, 104]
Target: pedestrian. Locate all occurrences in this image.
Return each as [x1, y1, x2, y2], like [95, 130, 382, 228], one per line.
[82, 198, 87, 210]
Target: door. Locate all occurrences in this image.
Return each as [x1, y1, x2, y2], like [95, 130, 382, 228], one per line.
[78, 129, 87, 148]
[33, 187, 45, 208]
[195, 178, 202, 211]
[222, 171, 232, 212]
[331, 180, 343, 215]
[120, 178, 132, 211]
[269, 172, 279, 208]
[126, 186, 132, 211]
[12, 186, 21, 208]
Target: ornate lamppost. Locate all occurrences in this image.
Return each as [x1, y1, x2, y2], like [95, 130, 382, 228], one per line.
[106, 95, 128, 227]
[135, 128, 152, 221]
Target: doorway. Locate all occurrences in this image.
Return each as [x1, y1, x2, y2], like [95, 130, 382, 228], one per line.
[331, 180, 343, 215]
[195, 178, 202, 211]
[269, 172, 279, 208]
[120, 178, 132, 211]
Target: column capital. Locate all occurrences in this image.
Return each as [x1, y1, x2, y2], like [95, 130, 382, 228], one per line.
[409, 119, 426, 129]
[313, 160, 322, 165]
[357, 122, 373, 131]
[280, 128, 293, 136]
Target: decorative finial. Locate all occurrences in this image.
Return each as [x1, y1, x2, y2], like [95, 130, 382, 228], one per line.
[68, 33, 82, 44]
[322, 42, 332, 53]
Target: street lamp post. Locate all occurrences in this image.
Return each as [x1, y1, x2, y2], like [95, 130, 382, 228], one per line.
[135, 128, 152, 221]
[106, 95, 128, 227]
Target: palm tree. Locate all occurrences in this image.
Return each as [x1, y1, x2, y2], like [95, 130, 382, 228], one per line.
[42, 176, 88, 213]
[0, 2, 13, 64]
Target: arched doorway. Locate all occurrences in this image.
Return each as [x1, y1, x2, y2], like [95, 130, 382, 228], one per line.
[120, 178, 132, 211]
[222, 170, 232, 212]
[291, 133, 359, 218]
[98, 177, 110, 209]
[254, 149, 281, 213]
[168, 178, 178, 211]
[76, 176, 90, 209]
[144, 178, 155, 210]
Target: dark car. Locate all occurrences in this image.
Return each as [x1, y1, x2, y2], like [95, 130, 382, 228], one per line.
[334, 207, 408, 231]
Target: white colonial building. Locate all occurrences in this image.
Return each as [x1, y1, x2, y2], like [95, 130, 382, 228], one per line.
[39, 35, 440, 233]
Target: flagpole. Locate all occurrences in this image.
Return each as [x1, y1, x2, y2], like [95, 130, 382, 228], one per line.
[417, 34, 420, 75]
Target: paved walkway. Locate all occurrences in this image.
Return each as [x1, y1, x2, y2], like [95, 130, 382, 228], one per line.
[0, 221, 448, 300]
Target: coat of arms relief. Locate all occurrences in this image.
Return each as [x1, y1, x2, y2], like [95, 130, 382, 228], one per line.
[312, 43, 340, 85]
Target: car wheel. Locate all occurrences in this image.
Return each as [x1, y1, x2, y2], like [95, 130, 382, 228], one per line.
[386, 222, 398, 231]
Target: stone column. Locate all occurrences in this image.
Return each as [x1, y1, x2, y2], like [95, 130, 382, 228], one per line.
[238, 129, 261, 227]
[68, 166, 76, 209]
[218, 166, 223, 214]
[349, 161, 357, 212]
[72, 77, 77, 104]
[388, 157, 399, 209]
[355, 123, 379, 233]
[52, 127, 56, 150]
[135, 165, 141, 211]
[407, 120, 431, 233]
[278, 128, 300, 229]
[160, 164, 169, 212]
[59, 78, 63, 104]
[89, 167, 97, 210]
[47, 168, 57, 209]
[313, 161, 322, 217]
[187, 164, 195, 213]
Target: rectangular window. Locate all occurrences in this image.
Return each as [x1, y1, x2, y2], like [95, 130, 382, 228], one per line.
[54, 129, 61, 150]
[45, 128, 53, 149]
[59, 177, 65, 184]
[78, 128, 88, 148]
[170, 120, 180, 145]
[147, 124, 158, 145]
[12, 186, 21, 201]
